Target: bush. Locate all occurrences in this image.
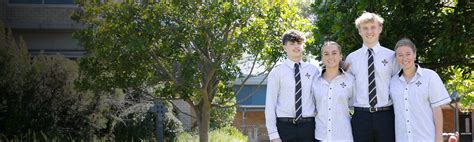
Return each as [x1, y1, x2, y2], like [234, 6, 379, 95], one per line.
[176, 126, 247, 142]
[113, 101, 184, 141]
[0, 21, 111, 140]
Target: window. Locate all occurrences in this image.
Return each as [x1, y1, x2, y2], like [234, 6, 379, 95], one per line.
[9, 0, 75, 4]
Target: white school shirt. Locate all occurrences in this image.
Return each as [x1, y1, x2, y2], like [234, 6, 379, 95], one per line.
[265, 59, 319, 140]
[312, 69, 354, 142]
[389, 65, 451, 142]
[345, 42, 399, 107]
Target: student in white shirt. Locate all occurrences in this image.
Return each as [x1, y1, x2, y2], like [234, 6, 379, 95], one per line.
[389, 38, 451, 142]
[312, 41, 354, 142]
[345, 12, 399, 142]
[265, 29, 319, 142]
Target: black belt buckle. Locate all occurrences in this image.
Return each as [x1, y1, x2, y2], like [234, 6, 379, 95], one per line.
[369, 107, 377, 113]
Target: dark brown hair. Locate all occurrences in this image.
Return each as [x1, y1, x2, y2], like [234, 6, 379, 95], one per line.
[281, 29, 306, 45]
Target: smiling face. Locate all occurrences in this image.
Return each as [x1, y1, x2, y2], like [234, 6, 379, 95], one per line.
[358, 21, 383, 48]
[321, 44, 342, 69]
[284, 41, 304, 60]
[395, 45, 416, 71]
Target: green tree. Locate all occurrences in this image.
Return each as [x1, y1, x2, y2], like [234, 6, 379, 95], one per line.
[310, 0, 473, 104]
[72, 1, 310, 141]
[0, 21, 108, 139]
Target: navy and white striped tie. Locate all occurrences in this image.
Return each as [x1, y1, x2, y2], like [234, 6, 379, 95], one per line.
[294, 63, 302, 122]
[368, 48, 377, 107]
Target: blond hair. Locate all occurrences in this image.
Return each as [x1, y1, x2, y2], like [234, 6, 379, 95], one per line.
[355, 12, 384, 29]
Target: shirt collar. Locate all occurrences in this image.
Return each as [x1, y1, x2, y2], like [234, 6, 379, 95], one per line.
[398, 64, 423, 77]
[285, 58, 306, 69]
[318, 68, 346, 79]
[362, 42, 382, 55]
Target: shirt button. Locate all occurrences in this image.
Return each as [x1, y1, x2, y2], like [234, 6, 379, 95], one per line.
[407, 120, 409, 122]
[408, 131, 411, 133]
[406, 109, 408, 111]
[329, 108, 331, 110]
[330, 88, 332, 90]
[328, 129, 331, 132]
[329, 119, 331, 121]
[405, 88, 408, 90]
[405, 98, 407, 100]
[329, 97, 331, 100]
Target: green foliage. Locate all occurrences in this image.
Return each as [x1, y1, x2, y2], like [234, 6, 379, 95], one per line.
[73, 1, 311, 141]
[0, 21, 175, 141]
[310, 0, 473, 82]
[176, 126, 247, 142]
[210, 81, 237, 130]
[114, 104, 184, 141]
[0, 22, 103, 139]
[445, 67, 474, 110]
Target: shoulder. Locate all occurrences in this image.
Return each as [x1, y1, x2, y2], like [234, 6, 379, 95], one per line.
[269, 63, 285, 75]
[421, 68, 441, 79]
[379, 46, 396, 56]
[346, 48, 363, 61]
[347, 48, 363, 57]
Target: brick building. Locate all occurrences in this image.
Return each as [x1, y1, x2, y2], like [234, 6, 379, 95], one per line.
[233, 75, 269, 141]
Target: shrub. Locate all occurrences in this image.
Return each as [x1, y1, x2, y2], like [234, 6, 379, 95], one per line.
[176, 126, 247, 142]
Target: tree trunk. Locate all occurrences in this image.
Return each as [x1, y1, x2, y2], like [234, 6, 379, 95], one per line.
[198, 96, 211, 142]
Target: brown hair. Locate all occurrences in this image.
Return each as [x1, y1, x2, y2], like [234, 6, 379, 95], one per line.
[394, 38, 417, 54]
[281, 29, 306, 45]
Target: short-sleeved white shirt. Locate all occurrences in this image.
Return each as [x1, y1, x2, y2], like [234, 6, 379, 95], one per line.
[312, 69, 354, 142]
[265, 59, 320, 140]
[345, 42, 399, 107]
[389, 65, 451, 142]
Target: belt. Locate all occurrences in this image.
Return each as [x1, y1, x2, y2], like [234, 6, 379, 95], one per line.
[354, 106, 393, 113]
[277, 117, 314, 124]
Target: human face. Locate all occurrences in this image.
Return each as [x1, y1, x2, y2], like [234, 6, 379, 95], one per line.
[284, 41, 304, 61]
[358, 22, 382, 48]
[395, 46, 416, 71]
[321, 44, 341, 69]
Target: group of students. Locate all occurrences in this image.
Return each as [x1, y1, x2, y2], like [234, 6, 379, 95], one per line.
[265, 12, 452, 142]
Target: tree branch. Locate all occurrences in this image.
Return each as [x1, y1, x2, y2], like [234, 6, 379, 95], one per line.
[149, 49, 176, 82]
[170, 100, 196, 118]
[235, 52, 260, 96]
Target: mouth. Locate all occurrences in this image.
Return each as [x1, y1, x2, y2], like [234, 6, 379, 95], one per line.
[366, 35, 374, 39]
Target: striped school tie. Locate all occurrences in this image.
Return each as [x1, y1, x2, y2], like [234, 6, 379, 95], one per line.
[294, 63, 302, 122]
[368, 48, 377, 107]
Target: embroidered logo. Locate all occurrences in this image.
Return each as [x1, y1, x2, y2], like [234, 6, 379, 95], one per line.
[416, 81, 422, 87]
[340, 82, 347, 88]
[382, 59, 388, 66]
[305, 73, 311, 79]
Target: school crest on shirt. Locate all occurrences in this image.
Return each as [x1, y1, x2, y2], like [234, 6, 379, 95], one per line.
[416, 81, 422, 87]
[382, 59, 389, 66]
[340, 82, 347, 88]
[305, 73, 311, 79]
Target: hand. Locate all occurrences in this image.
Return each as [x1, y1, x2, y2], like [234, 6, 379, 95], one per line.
[447, 132, 459, 142]
[271, 138, 282, 142]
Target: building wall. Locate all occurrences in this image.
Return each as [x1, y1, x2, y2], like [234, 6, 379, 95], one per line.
[172, 100, 194, 131]
[233, 111, 268, 142]
[0, 0, 85, 59]
[0, 0, 82, 30]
